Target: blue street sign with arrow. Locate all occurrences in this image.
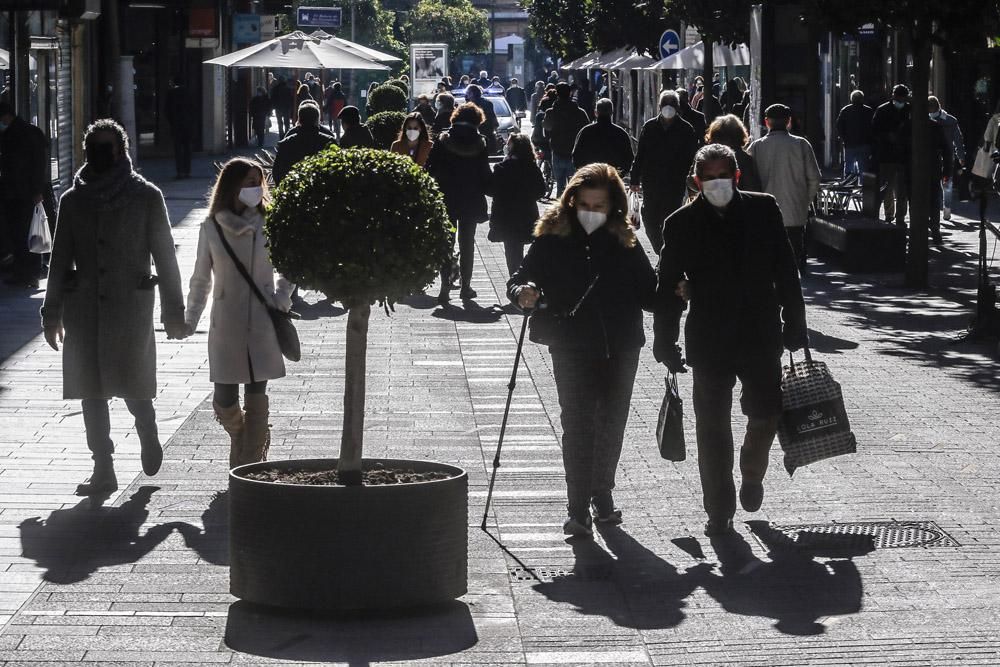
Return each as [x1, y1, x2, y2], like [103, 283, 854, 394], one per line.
[297, 6, 343, 29]
[659, 29, 681, 60]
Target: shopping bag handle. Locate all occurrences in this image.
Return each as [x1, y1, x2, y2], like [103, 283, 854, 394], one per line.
[788, 345, 814, 367]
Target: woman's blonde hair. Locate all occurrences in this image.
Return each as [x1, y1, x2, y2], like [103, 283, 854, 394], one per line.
[534, 163, 635, 248]
[208, 158, 269, 217]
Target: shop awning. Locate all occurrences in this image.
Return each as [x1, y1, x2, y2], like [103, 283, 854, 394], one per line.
[561, 47, 657, 71]
[204, 31, 390, 70]
[307, 31, 402, 63]
[560, 50, 601, 70]
[647, 41, 750, 70]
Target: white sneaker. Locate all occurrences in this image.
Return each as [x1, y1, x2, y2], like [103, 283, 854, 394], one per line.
[943, 207, 951, 221]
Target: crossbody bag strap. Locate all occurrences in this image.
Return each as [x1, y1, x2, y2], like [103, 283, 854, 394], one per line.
[212, 220, 270, 310]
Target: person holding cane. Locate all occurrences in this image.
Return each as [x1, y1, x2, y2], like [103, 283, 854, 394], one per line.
[508, 163, 656, 537]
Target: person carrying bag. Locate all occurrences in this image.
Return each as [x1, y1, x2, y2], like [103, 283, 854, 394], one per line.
[185, 158, 296, 469]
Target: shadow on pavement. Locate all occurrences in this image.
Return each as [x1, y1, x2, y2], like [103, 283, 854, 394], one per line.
[293, 295, 346, 320]
[224, 598, 478, 662]
[0, 282, 45, 365]
[171, 490, 230, 566]
[432, 301, 504, 323]
[697, 528, 864, 635]
[17, 485, 172, 584]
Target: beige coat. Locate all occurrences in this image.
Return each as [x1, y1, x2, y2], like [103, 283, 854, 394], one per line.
[185, 208, 294, 385]
[748, 130, 821, 228]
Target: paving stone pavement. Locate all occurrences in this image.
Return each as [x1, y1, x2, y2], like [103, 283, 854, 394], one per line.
[1, 155, 1000, 665]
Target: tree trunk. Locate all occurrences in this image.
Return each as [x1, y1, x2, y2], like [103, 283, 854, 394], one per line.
[905, 21, 932, 288]
[337, 301, 371, 485]
[702, 36, 718, 123]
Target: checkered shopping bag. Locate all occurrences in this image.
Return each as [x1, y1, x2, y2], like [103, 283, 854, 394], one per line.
[777, 347, 856, 475]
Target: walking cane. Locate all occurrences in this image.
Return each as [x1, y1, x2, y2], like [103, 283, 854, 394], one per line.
[481, 310, 531, 531]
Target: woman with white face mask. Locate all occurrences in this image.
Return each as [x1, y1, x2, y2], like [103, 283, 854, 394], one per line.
[390, 112, 434, 167]
[508, 163, 656, 538]
[185, 158, 295, 469]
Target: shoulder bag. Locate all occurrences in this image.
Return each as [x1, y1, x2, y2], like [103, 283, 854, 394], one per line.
[212, 220, 301, 362]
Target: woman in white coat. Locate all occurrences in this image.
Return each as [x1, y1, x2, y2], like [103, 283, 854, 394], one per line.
[185, 158, 294, 467]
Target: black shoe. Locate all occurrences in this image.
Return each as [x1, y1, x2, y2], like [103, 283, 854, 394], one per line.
[460, 286, 477, 300]
[739, 481, 764, 512]
[139, 432, 163, 477]
[931, 233, 943, 246]
[563, 514, 594, 538]
[75, 459, 118, 496]
[704, 517, 734, 537]
[591, 494, 623, 524]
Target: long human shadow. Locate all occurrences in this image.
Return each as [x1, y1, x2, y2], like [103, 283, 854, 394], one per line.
[532, 525, 707, 630]
[694, 524, 867, 635]
[293, 295, 346, 320]
[171, 490, 229, 566]
[17, 486, 172, 584]
[224, 599, 477, 663]
[432, 301, 504, 323]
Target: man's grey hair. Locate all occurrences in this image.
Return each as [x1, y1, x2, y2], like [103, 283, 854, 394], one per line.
[595, 98, 614, 117]
[850, 89, 864, 104]
[694, 143, 738, 180]
[83, 118, 129, 153]
[659, 90, 679, 108]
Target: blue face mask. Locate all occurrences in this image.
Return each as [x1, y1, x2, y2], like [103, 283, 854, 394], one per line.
[0, 121, 8, 132]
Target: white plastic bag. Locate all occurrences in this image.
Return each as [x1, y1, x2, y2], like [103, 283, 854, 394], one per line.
[27, 203, 51, 254]
[627, 191, 642, 229]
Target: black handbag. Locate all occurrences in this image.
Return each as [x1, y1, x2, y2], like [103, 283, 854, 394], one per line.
[213, 221, 301, 362]
[656, 372, 685, 461]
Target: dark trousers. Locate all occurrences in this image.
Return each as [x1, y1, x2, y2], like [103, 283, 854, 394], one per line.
[929, 178, 944, 236]
[81, 398, 157, 461]
[551, 347, 641, 517]
[691, 360, 782, 521]
[879, 162, 908, 224]
[643, 190, 685, 254]
[440, 219, 477, 289]
[786, 226, 807, 270]
[503, 241, 525, 277]
[173, 136, 192, 177]
[3, 198, 39, 281]
[214, 381, 267, 408]
[276, 111, 291, 137]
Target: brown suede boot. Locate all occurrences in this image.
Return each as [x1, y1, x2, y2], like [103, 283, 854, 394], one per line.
[242, 394, 271, 465]
[213, 401, 245, 469]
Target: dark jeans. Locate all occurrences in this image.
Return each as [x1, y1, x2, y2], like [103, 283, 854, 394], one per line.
[3, 198, 40, 281]
[503, 241, 525, 277]
[786, 226, 807, 270]
[642, 190, 684, 254]
[214, 381, 267, 408]
[879, 162, 908, 224]
[440, 219, 477, 289]
[551, 346, 641, 517]
[691, 359, 782, 521]
[173, 136, 192, 177]
[81, 398, 157, 460]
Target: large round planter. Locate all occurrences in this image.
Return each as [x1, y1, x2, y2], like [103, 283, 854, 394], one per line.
[229, 458, 467, 611]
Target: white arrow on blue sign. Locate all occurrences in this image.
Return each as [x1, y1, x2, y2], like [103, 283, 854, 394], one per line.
[659, 29, 680, 60]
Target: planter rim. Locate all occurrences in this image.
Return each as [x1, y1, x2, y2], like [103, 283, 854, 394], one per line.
[229, 457, 467, 489]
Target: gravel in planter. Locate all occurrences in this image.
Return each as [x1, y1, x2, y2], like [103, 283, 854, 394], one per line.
[243, 463, 455, 486]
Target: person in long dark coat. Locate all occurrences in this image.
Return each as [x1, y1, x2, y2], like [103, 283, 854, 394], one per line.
[572, 98, 635, 176]
[0, 102, 48, 288]
[165, 78, 193, 178]
[509, 163, 656, 537]
[272, 102, 336, 185]
[41, 119, 187, 496]
[249, 87, 272, 148]
[425, 103, 492, 303]
[489, 133, 546, 276]
[338, 106, 374, 149]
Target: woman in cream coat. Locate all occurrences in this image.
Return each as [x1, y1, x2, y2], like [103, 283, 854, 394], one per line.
[185, 158, 294, 467]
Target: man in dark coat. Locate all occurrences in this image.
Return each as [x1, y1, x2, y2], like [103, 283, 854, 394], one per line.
[836, 89, 874, 177]
[248, 87, 272, 148]
[677, 88, 707, 146]
[337, 106, 374, 149]
[270, 77, 294, 137]
[272, 101, 336, 185]
[630, 90, 698, 254]
[922, 107, 955, 244]
[544, 82, 590, 195]
[871, 84, 912, 225]
[572, 98, 634, 176]
[466, 84, 499, 153]
[505, 77, 528, 113]
[165, 77, 193, 179]
[653, 143, 807, 537]
[0, 102, 48, 288]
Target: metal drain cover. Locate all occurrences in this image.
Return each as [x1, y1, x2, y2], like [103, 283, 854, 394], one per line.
[753, 519, 959, 554]
[509, 564, 613, 583]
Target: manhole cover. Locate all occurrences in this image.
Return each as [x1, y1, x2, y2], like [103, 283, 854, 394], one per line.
[754, 519, 959, 553]
[509, 564, 613, 583]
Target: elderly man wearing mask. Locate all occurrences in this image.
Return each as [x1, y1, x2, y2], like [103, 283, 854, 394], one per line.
[630, 90, 698, 254]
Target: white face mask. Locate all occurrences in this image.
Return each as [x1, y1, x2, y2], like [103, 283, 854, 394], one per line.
[661, 105, 677, 121]
[406, 129, 421, 142]
[929, 110, 942, 120]
[577, 210, 607, 235]
[893, 100, 906, 110]
[238, 186, 264, 208]
[701, 178, 735, 208]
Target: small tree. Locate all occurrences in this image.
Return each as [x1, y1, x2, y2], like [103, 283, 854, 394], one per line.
[523, 0, 593, 61]
[367, 111, 408, 149]
[367, 83, 408, 116]
[267, 147, 453, 484]
[386, 79, 409, 98]
[404, 0, 491, 56]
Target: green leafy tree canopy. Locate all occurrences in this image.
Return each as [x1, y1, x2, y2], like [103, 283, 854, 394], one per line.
[523, 0, 593, 61]
[404, 0, 491, 56]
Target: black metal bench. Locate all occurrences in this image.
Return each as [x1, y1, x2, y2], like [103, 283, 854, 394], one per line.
[809, 211, 906, 271]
